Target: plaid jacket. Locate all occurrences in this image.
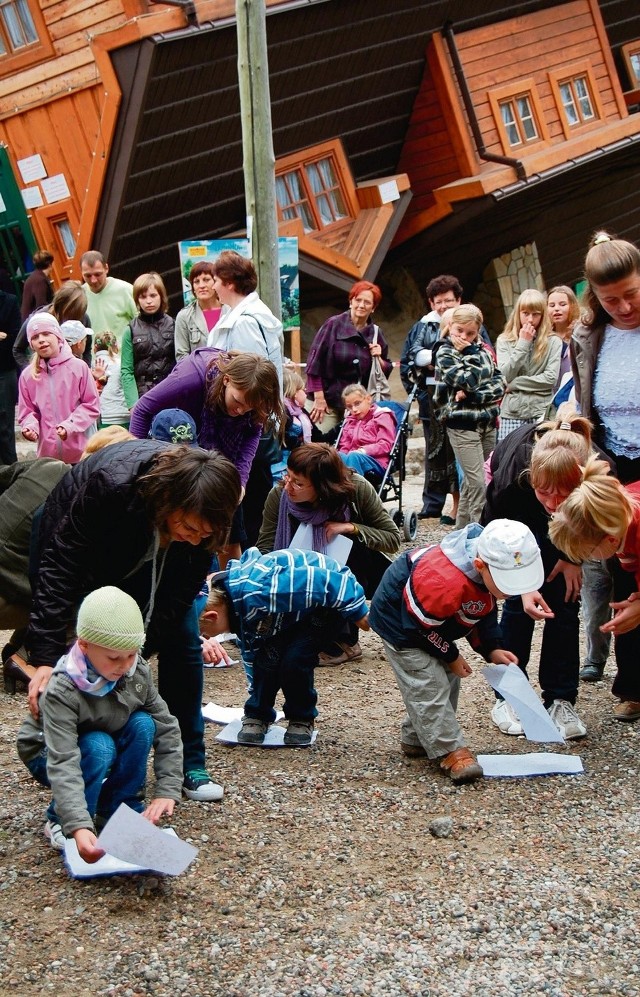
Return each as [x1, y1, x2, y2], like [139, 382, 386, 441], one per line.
[306, 311, 392, 411]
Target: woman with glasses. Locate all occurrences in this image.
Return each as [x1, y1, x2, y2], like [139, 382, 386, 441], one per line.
[257, 442, 401, 665]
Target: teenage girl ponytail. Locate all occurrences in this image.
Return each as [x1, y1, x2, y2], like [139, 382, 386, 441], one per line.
[548, 456, 634, 561]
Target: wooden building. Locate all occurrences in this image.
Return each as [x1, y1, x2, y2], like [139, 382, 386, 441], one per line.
[0, 0, 638, 336]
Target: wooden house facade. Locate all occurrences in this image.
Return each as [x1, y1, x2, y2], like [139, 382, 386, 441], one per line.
[0, 0, 638, 335]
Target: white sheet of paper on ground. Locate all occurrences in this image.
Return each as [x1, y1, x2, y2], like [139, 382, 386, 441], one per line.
[482, 664, 564, 743]
[64, 826, 180, 879]
[96, 803, 198, 875]
[289, 523, 353, 566]
[203, 658, 236, 669]
[216, 717, 317, 747]
[477, 753, 584, 778]
[202, 702, 285, 724]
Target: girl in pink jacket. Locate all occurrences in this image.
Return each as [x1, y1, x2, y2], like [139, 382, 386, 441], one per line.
[18, 313, 100, 464]
[337, 384, 396, 479]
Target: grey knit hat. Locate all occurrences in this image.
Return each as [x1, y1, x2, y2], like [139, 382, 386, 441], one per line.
[76, 587, 146, 650]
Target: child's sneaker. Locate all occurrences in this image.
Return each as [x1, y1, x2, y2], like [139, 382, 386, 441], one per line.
[439, 747, 483, 784]
[44, 819, 66, 850]
[237, 716, 269, 745]
[284, 719, 314, 746]
[547, 700, 587, 739]
[182, 769, 224, 801]
[491, 699, 523, 736]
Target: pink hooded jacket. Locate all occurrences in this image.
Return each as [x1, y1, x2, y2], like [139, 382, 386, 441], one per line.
[18, 320, 100, 463]
[338, 403, 396, 470]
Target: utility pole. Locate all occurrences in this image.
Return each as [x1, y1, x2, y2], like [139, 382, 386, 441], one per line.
[236, 0, 281, 320]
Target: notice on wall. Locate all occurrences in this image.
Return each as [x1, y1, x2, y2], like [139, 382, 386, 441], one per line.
[21, 186, 44, 209]
[41, 173, 70, 204]
[378, 179, 399, 203]
[17, 154, 46, 184]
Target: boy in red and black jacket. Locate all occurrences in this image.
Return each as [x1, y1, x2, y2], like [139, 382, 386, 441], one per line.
[370, 520, 543, 783]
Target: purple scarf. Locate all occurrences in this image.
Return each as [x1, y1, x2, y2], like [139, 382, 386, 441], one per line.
[273, 488, 351, 554]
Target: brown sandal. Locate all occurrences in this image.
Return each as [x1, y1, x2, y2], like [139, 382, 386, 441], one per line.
[317, 642, 363, 667]
[439, 747, 483, 783]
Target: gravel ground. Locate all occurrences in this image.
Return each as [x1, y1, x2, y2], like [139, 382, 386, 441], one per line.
[2, 460, 639, 997]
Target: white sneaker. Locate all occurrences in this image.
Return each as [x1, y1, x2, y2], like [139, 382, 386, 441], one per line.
[44, 819, 66, 850]
[491, 699, 523, 736]
[547, 700, 587, 740]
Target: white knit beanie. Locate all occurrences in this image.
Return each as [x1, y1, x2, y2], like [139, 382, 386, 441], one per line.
[76, 587, 146, 650]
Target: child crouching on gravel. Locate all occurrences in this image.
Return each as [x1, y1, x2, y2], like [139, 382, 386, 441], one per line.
[17, 586, 183, 863]
[369, 519, 544, 783]
[199, 546, 369, 746]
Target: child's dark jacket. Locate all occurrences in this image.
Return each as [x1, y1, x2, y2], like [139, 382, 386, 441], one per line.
[369, 524, 503, 664]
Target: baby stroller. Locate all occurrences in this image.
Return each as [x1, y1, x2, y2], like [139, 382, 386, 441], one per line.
[336, 383, 419, 541]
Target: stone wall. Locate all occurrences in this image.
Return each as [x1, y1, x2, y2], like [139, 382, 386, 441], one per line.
[473, 242, 545, 340]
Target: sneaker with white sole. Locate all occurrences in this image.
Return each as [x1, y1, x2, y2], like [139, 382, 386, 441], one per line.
[547, 699, 587, 740]
[44, 819, 66, 851]
[284, 720, 314, 746]
[491, 699, 523, 736]
[182, 769, 224, 801]
[237, 715, 269, 745]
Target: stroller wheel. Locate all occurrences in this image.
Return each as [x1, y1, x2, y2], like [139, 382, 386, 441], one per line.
[391, 507, 403, 528]
[403, 510, 418, 541]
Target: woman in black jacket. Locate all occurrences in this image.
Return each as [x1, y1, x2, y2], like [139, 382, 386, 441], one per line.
[24, 439, 240, 802]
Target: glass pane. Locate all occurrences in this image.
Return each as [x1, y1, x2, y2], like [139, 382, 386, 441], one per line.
[54, 219, 76, 258]
[560, 83, 579, 125]
[275, 176, 290, 209]
[16, 0, 37, 43]
[316, 193, 333, 226]
[328, 187, 347, 220]
[2, 6, 25, 47]
[500, 102, 520, 145]
[575, 77, 594, 118]
[306, 162, 322, 196]
[0, 32, 6, 55]
[631, 54, 640, 85]
[317, 158, 336, 188]
[516, 96, 538, 140]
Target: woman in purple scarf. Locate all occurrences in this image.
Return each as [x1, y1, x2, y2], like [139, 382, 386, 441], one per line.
[258, 443, 400, 665]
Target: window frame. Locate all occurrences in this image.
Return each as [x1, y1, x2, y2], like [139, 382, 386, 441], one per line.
[548, 61, 603, 138]
[275, 140, 358, 234]
[488, 80, 549, 155]
[621, 41, 640, 92]
[0, 0, 53, 73]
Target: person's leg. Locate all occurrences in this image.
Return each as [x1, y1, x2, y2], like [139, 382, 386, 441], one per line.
[76, 730, 118, 820]
[419, 415, 446, 518]
[96, 711, 155, 820]
[155, 602, 206, 775]
[244, 638, 283, 723]
[447, 426, 489, 527]
[242, 432, 282, 548]
[580, 558, 613, 680]
[0, 368, 17, 466]
[279, 621, 319, 722]
[499, 596, 535, 679]
[339, 451, 384, 478]
[382, 640, 465, 758]
[609, 560, 640, 704]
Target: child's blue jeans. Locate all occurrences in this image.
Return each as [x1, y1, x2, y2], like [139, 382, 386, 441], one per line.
[244, 618, 321, 723]
[26, 710, 155, 826]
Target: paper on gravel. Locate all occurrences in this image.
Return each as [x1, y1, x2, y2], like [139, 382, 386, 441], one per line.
[202, 703, 285, 724]
[482, 663, 564, 743]
[95, 803, 198, 875]
[477, 753, 584, 777]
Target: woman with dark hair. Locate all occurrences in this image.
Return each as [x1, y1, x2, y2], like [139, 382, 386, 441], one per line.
[257, 442, 400, 664]
[21, 250, 54, 321]
[174, 261, 222, 360]
[306, 280, 392, 433]
[23, 440, 241, 802]
[13, 280, 91, 370]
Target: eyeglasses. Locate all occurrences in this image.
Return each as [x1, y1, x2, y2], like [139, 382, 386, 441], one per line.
[284, 472, 312, 491]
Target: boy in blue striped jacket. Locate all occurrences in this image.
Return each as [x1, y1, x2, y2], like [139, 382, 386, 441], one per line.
[199, 547, 369, 746]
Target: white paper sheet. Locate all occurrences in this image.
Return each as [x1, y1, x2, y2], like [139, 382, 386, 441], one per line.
[64, 827, 179, 879]
[216, 718, 317, 748]
[202, 702, 285, 724]
[482, 664, 564, 743]
[97, 804, 198, 875]
[477, 753, 584, 778]
[289, 523, 353, 566]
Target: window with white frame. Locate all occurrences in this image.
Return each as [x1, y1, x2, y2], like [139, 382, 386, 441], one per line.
[0, 0, 37, 55]
[558, 75, 595, 126]
[499, 94, 539, 147]
[275, 142, 354, 233]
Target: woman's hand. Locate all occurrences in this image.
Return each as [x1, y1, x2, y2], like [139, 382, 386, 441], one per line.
[73, 828, 105, 864]
[28, 666, 53, 718]
[355, 614, 370, 631]
[546, 560, 582, 601]
[309, 392, 328, 424]
[449, 330, 470, 352]
[325, 521, 357, 542]
[521, 591, 555, 620]
[600, 597, 640, 635]
[200, 636, 232, 666]
[519, 322, 537, 342]
[22, 427, 38, 441]
[369, 342, 382, 358]
[489, 649, 519, 665]
[144, 798, 176, 824]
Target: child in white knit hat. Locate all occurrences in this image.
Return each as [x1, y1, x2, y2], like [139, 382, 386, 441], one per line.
[17, 586, 183, 864]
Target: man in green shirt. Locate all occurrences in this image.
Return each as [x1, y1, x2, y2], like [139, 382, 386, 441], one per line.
[80, 250, 137, 348]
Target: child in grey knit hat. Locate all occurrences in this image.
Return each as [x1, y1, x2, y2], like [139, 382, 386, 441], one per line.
[17, 586, 183, 864]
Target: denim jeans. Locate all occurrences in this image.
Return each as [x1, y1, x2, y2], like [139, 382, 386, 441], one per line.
[382, 639, 464, 759]
[581, 558, 613, 668]
[339, 451, 385, 479]
[499, 538, 579, 706]
[244, 617, 321, 723]
[26, 710, 155, 825]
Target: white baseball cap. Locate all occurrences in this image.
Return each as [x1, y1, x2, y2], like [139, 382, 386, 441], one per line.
[476, 519, 544, 596]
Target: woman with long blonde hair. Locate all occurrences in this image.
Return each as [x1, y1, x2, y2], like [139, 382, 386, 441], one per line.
[496, 288, 562, 441]
[549, 458, 640, 721]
